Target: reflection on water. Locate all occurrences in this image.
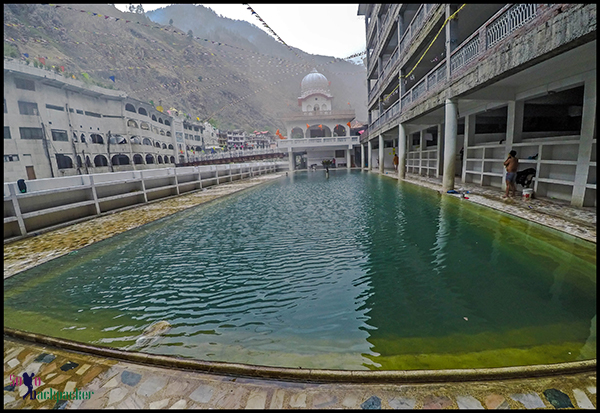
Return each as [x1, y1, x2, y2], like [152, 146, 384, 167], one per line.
[4, 170, 596, 370]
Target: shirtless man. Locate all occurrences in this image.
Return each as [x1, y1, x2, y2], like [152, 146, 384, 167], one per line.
[503, 150, 519, 198]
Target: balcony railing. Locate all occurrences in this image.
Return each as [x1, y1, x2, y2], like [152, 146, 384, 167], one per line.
[277, 136, 360, 149]
[368, 4, 542, 137]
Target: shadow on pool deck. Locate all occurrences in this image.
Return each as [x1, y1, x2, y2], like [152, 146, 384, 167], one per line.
[3, 169, 597, 409]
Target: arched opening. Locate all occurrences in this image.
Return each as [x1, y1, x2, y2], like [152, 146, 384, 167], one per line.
[152, 114, 157, 122]
[333, 124, 346, 137]
[168, 144, 174, 150]
[157, 155, 163, 164]
[90, 134, 104, 144]
[127, 119, 138, 128]
[145, 154, 154, 164]
[94, 155, 108, 167]
[55, 154, 73, 169]
[158, 117, 163, 124]
[314, 104, 320, 112]
[125, 103, 136, 113]
[307, 125, 332, 138]
[164, 120, 171, 126]
[133, 154, 144, 164]
[130, 136, 141, 145]
[155, 141, 161, 148]
[138, 107, 148, 116]
[109, 135, 127, 144]
[162, 143, 167, 149]
[291, 127, 304, 139]
[164, 155, 170, 163]
[80, 133, 86, 143]
[170, 156, 175, 163]
[140, 122, 150, 130]
[76, 155, 82, 168]
[160, 130, 165, 136]
[111, 154, 130, 165]
[166, 131, 171, 137]
[142, 137, 152, 146]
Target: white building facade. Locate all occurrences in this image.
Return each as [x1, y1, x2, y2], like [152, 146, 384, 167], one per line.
[279, 69, 360, 170]
[358, 4, 596, 207]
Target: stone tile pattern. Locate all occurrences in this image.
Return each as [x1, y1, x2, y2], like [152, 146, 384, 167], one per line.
[3, 336, 598, 410]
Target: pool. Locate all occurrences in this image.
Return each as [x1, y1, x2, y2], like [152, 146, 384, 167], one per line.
[4, 170, 596, 370]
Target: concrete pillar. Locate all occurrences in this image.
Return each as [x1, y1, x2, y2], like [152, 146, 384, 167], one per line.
[572, 74, 596, 207]
[368, 140, 373, 171]
[436, 124, 443, 178]
[361, 143, 365, 169]
[346, 147, 351, 169]
[504, 100, 524, 191]
[398, 124, 407, 179]
[378, 134, 384, 173]
[288, 148, 294, 171]
[443, 98, 458, 191]
[461, 114, 476, 183]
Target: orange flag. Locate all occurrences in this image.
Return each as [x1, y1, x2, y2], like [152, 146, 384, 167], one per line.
[306, 123, 310, 128]
[347, 121, 352, 128]
[276, 129, 280, 135]
[318, 124, 322, 129]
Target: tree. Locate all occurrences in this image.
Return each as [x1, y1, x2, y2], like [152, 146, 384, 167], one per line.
[135, 4, 145, 14]
[187, 29, 193, 38]
[128, 4, 135, 13]
[169, 18, 173, 26]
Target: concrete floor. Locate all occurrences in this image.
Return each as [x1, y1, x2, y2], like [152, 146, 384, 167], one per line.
[3, 169, 597, 409]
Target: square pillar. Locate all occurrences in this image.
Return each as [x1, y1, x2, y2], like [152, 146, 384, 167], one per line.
[368, 140, 373, 171]
[398, 124, 407, 179]
[572, 75, 596, 206]
[346, 147, 351, 169]
[379, 134, 384, 173]
[361, 143, 365, 169]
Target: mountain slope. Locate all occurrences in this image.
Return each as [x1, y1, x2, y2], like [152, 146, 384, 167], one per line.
[3, 3, 366, 132]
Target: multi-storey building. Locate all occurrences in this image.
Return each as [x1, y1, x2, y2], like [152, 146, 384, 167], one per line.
[4, 59, 233, 182]
[358, 4, 596, 207]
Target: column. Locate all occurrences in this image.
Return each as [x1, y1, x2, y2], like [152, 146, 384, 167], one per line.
[442, 98, 458, 191]
[346, 147, 351, 169]
[368, 140, 373, 171]
[436, 124, 443, 178]
[361, 143, 365, 170]
[288, 147, 294, 171]
[504, 100, 524, 192]
[461, 114, 476, 183]
[572, 75, 596, 207]
[378, 134, 384, 173]
[398, 124, 407, 179]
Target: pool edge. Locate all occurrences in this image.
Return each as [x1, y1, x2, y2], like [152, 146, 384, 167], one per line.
[4, 327, 596, 384]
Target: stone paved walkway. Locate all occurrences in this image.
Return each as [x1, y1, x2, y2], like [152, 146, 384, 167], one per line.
[3, 168, 597, 409]
[3, 337, 597, 409]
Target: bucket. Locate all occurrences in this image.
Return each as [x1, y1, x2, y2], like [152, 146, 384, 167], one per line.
[522, 188, 533, 201]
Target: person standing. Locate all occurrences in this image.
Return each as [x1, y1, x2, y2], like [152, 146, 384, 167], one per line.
[503, 150, 519, 198]
[393, 153, 399, 172]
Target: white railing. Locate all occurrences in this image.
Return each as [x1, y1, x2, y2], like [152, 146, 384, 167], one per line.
[486, 4, 538, 48]
[368, 4, 542, 136]
[277, 136, 359, 148]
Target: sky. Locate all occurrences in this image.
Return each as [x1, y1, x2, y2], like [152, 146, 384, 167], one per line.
[114, 4, 366, 60]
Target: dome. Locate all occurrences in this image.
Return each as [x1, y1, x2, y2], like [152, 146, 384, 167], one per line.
[300, 68, 331, 97]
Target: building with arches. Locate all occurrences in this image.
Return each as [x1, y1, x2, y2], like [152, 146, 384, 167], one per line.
[279, 69, 361, 170]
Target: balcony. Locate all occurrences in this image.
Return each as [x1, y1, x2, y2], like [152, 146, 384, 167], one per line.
[281, 109, 356, 122]
[277, 136, 360, 149]
[368, 4, 543, 138]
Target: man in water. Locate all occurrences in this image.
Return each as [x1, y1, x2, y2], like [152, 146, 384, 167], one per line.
[503, 150, 519, 198]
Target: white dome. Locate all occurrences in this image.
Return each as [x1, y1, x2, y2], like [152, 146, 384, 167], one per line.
[300, 69, 331, 97]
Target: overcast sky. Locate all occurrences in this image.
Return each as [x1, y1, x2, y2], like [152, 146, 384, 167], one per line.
[114, 4, 366, 60]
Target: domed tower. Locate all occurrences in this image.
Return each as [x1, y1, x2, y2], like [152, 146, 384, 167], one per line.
[298, 68, 333, 113]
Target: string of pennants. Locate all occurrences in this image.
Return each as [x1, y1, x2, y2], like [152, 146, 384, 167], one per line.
[11, 4, 368, 123]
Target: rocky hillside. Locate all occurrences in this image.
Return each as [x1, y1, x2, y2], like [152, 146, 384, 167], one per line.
[3, 3, 367, 133]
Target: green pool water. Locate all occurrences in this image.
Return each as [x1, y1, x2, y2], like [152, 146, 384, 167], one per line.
[4, 170, 596, 370]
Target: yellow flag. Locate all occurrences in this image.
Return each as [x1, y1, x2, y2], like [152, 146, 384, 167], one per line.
[156, 106, 163, 112]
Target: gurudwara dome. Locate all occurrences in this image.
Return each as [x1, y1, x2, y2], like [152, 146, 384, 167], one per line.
[300, 68, 332, 98]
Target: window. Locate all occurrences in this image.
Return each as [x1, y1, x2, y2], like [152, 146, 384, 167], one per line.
[69, 108, 74, 113]
[90, 134, 104, 144]
[85, 111, 101, 118]
[145, 154, 154, 164]
[166, 131, 171, 137]
[152, 114, 157, 121]
[154, 141, 160, 148]
[15, 78, 35, 91]
[138, 107, 148, 116]
[80, 133, 86, 143]
[55, 154, 73, 169]
[194, 126, 199, 132]
[170, 156, 175, 163]
[18, 101, 39, 115]
[164, 120, 171, 126]
[51, 129, 68, 141]
[133, 154, 143, 164]
[127, 119, 139, 128]
[157, 156, 163, 164]
[94, 155, 108, 167]
[160, 130, 165, 136]
[111, 154, 130, 165]
[142, 138, 153, 146]
[130, 136, 141, 144]
[158, 118, 163, 124]
[168, 144, 174, 150]
[125, 103, 136, 113]
[162, 143, 167, 149]
[4, 154, 19, 162]
[140, 122, 149, 130]
[19, 127, 44, 140]
[76, 155, 82, 168]
[46, 104, 64, 111]
[76, 109, 83, 115]
[4, 126, 11, 139]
